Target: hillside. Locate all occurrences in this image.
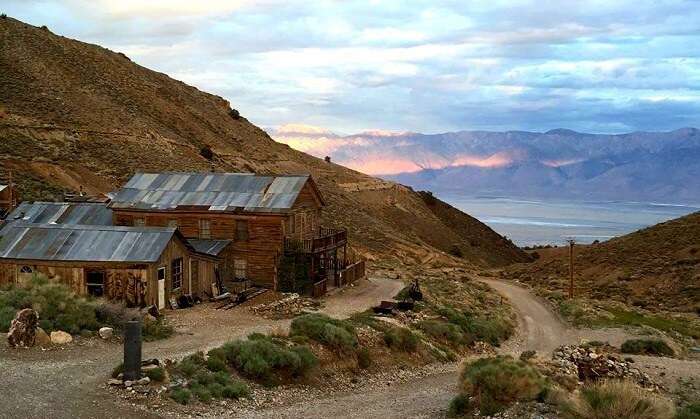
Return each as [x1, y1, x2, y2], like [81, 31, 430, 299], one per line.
[271, 125, 700, 203]
[0, 17, 528, 268]
[505, 212, 700, 313]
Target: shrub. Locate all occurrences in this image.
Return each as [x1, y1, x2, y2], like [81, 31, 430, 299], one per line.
[621, 339, 674, 357]
[419, 320, 467, 345]
[438, 307, 512, 346]
[144, 367, 166, 382]
[454, 356, 548, 416]
[1, 13, 7, 19]
[222, 381, 250, 399]
[219, 334, 318, 384]
[94, 302, 139, 328]
[558, 380, 674, 419]
[169, 387, 192, 405]
[290, 313, 358, 353]
[357, 347, 372, 369]
[142, 317, 175, 341]
[190, 383, 212, 403]
[0, 276, 99, 333]
[206, 355, 228, 372]
[177, 352, 206, 378]
[383, 327, 419, 352]
[449, 394, 471, 416]
[677, 403, 700, 419]
[448, 245, 464, 258]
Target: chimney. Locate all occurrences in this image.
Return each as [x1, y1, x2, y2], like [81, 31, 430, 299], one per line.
[324, 156, 331, 164]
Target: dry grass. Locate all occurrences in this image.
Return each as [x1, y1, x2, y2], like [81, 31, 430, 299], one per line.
[558, 380, 675, 419]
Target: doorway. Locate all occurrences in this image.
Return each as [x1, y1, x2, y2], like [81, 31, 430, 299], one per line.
[157, 267, 166, 309]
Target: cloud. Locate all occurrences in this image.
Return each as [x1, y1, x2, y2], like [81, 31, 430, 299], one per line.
[3, 0, 700, 133]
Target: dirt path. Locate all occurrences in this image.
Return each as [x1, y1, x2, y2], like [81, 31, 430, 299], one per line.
[0, 278, 402, 419]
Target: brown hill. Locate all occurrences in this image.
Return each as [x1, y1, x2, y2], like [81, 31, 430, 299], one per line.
[506, 212, 700, 313]
[0, 17, 529, 268]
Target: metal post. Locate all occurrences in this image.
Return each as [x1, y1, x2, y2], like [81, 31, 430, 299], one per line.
[567, 239, 575, 299]
[123, 320, 142, 381]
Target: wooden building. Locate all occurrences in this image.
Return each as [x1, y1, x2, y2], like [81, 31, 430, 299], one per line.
[108, 172, 353, 293]
[0, 223, 219, 308]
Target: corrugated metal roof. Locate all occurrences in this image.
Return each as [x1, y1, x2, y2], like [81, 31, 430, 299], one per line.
[6, 202, 113, 225]
[187, 239, 232, 256]
[0, 223, 177, 263]
[110, 172, 313, 213]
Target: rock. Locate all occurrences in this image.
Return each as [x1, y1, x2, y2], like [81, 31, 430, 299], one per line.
[98, 327, 114, 339]
[35, 327, 52, 347]
[136, 377, 151, 385]
[7, 308, 39, 348]
[108, 379, 123, 386]
[50, 330, 73, 345]
[124, 380, 134, 388]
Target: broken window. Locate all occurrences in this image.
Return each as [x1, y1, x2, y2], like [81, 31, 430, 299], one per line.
[86, 271, 105, 297]
[19, 266, 33, 273]
[171, 258, 183, 290]
[199, 219, 211, 239]
[236, 220, 249, 241]
[234, 259, 247, 280]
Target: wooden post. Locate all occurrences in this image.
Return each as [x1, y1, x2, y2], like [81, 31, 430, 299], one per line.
[567, 239, 575, 299]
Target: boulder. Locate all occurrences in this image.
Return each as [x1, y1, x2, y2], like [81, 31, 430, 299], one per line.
[50, 330, 73, 345]
[7, 308, 39, 348]
[98, 327, 114, 340]
[35, 327, 52, 347]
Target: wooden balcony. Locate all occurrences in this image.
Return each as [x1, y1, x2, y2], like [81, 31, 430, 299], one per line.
[284, 227, 348, 254]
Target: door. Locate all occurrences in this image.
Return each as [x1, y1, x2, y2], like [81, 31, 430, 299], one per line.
[157, 267, 166, 309]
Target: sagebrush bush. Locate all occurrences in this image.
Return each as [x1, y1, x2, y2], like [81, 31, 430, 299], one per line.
[290, 313, 358, 353]
[620, 339, 674, 357]
[676, 403, 700, 419]
[214, 334, 318, 384]
[169, 387, 192, 405]
[0, 276, 98, 333]
[558, 380, 674, 419]
[438, 307, 512, 346]
[454, 356, 548, 416]
[419, 320, 467, 345]
[144, 366, 166, 382]
[383, 327, 419, 352]
[168, 353, 250, 404]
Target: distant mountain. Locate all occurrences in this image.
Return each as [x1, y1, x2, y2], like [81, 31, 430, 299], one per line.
[271, 125, 700, 203]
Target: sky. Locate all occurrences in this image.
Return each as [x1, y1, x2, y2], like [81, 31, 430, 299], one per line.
[4, 0, 700, 134]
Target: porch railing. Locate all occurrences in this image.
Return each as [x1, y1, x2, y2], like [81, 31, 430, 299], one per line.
[284, 227, 347, 254]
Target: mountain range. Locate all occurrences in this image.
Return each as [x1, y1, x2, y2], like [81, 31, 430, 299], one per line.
[271, 125, 700, 203]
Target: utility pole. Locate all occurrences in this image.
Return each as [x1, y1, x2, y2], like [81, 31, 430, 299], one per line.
[566, 238, 575, 299]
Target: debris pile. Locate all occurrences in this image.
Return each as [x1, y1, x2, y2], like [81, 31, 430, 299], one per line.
[552, 345, 655, 388]
[7, 308, 38, 348]
[109, 359, 165, 395]
[250, 293, 320, 319]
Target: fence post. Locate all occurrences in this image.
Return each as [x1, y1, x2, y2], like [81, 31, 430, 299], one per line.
[123, 320, 142, 381]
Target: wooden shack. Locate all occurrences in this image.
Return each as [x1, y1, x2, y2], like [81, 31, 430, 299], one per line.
[109, 172, 353, 293]
[0, 223, 219, 308]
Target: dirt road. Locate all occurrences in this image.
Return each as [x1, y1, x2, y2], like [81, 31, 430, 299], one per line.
[0, 278, 402, 419]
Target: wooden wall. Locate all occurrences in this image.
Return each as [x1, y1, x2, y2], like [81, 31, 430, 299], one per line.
[0, 236, 219, 307]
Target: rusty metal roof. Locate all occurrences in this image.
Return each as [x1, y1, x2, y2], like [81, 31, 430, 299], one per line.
[0, 223, 178, 263]
[109, 172, 313, 213]
[187, 239, 232, 256]
[6, 202, 113, 225]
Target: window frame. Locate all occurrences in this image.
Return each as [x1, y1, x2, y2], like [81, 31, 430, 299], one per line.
[234, 258, 247, 280]
[236, 219, 249, 241]
[171, 258, 183, 291]
[199, 219, 211, 239]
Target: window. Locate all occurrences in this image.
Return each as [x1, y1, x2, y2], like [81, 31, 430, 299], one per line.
[157, 267, 166, 281]
[134, 218, 145, 227]
[168, 219, 178, 228]
[288, 215, 296, 234]
[171, 258, 183, 290]
[234, 259, 247, 280]
[19, 266, 33, 273]
[199, 219, 211, 239]
[86, 271, 105, 297]
[236, 220, 249, 241]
